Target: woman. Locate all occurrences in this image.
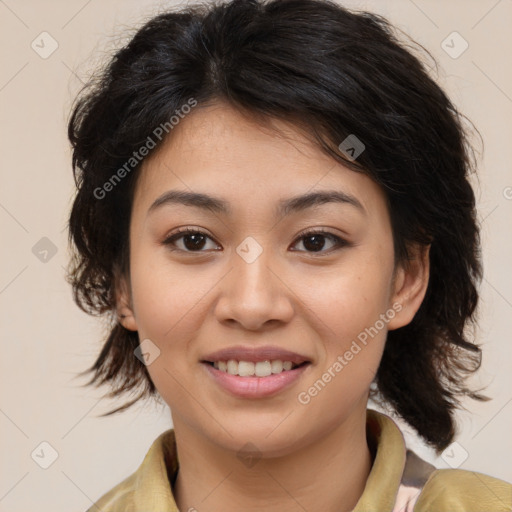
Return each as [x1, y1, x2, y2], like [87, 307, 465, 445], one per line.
[67, 0, 512, 510]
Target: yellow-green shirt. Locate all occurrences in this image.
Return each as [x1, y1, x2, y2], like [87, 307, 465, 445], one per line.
[87, 409, 512, 511]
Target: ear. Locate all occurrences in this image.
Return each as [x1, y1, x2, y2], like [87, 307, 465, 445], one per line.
[387, 243, 430, 330]
[115, 270, 138, 332]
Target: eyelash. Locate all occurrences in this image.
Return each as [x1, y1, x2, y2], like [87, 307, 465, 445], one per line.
[161, 227, 350, 256]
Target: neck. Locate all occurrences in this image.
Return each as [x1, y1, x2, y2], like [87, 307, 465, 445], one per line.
[172, 408, 372, 512]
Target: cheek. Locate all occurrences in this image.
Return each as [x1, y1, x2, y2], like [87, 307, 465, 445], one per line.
[296, 253, 393, 405]
[128, 257, 212, 409]
[295, 274, 390, 428]
[129, 246, 214, 341]
[304, 253, 393, 345]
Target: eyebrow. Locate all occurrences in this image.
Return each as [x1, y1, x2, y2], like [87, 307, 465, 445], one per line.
[147, 189, 366, 218]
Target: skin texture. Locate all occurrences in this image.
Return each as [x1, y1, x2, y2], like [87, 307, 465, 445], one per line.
[118, 101, 430, 512]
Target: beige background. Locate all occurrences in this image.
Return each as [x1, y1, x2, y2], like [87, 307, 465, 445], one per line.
[1, 0, 511, 510]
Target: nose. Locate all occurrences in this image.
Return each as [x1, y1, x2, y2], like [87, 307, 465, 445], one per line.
[213, 244, 295, 331]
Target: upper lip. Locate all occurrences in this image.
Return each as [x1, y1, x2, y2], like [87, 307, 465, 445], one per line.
[202, 346, 311, 364]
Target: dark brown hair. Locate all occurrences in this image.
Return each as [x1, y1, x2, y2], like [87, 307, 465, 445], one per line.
[67, 0, 486, 452]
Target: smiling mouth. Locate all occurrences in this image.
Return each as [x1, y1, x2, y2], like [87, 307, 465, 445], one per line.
[203, 360, 309, 377]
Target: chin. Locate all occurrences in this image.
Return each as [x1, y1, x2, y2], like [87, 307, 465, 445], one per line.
[195, 414, 311, 459]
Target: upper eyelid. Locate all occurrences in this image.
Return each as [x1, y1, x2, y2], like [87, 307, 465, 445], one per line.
[163, 227, 346, 251]
[164, 226, 342, 240]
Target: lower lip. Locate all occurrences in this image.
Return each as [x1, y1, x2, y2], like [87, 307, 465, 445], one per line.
[202, 363, 310, 399]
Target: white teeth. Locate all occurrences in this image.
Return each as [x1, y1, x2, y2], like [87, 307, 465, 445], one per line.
[255, 361, 272, 377]
[271, 360, 283, 373]
[212, 359, 299, 377]
[227, 359, 238, 375]
[238, 361, 255, 377]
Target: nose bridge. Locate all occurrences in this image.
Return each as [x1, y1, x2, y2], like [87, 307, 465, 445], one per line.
[214, 235, 294, 328]
[231, 235, 278, 302]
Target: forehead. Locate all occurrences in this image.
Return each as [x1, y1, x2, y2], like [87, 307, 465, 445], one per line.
[133, 101, 387, 221]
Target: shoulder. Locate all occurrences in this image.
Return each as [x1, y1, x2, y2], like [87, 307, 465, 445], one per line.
[415, 468, 512, 511]
[85, 472, 137, 512]
[85, 429, 178, 512]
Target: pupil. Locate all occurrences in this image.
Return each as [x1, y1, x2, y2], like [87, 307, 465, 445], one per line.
[184, 233, 206, 250]
[304, 235, 325, 252]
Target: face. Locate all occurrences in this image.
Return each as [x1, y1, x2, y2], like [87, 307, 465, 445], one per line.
[119, 101, 429, 457]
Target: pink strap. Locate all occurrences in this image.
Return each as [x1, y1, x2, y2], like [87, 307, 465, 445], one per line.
[392, 450, 437, 512]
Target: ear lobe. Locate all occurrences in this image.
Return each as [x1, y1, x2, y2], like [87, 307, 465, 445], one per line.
[115, 272, 138, 332]
[387, 243, 431, 331]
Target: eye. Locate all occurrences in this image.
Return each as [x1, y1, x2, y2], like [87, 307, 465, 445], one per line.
[291, 228, 350, 255]
[162, 227, 220, 252]
[162, 227, 350, 255]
